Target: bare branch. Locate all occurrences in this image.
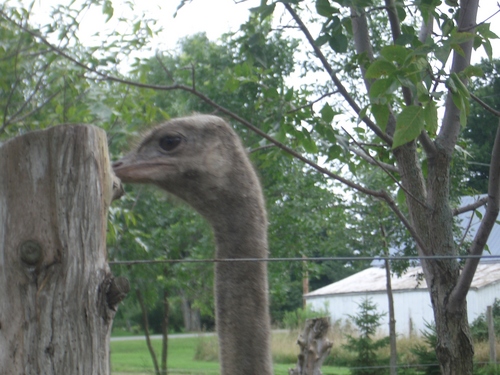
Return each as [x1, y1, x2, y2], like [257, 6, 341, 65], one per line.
[451, 117, 500, 310]
[1, 57, 59, 132]
[437, 0, 479, 153]
[248, 144, 275, 153]
[418, 131, 437, 156]
[350, 6, 374, 92]
[418, 11, 434, 43]
[1, 89, 62, 133]
[452, 196, 488, 216]
[0, 7, 430, 255]
[384, 0, 413, 106]
[457, 209, 475, 251]
[287, 91, 338, 114]
[283, 3, 393, 146]
[348, 146, 398, 173]
[344, 127, 428, 211]
[343, 127, 399, 175]
[136, 289, 161, 375]
[470, 92, 500, 117]
[155, 53, 176, 82]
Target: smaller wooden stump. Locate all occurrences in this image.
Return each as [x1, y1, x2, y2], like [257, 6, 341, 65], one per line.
[0, 124, 127, 374]
[289, 317, 333, 375]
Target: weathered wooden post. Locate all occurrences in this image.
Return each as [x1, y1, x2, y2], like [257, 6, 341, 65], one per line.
[289, 317, 333, 375]
[0, 124, 128, 374]
[487, 305, 497, 364]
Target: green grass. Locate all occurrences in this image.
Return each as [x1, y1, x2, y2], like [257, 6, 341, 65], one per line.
[110, 335, 349, 375]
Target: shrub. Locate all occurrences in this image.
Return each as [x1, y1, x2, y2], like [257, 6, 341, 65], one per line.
[471, 299, 500, 342]
[343, 298, 389, 375]
[409, 322, 440, 375]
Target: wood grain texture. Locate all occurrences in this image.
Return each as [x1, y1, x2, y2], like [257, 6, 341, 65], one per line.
[0, 124, 121, 374]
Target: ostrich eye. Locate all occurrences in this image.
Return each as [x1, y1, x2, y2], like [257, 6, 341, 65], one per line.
[159, 135, 182, 151]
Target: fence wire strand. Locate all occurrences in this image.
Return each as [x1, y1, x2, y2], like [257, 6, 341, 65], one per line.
[109, 254, 500, 266]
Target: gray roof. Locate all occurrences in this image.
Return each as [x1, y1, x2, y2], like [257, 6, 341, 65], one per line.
[306, 262, 500, 297]
[307, 195, 500, 298]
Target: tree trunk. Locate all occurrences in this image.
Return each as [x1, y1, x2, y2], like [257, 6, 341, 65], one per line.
[161, 289, 169, 375]
[136, 288, 160, 375]
[380, 225, 397, 375]
[395, 143, 475, 375]
[180, 289, 201, 332]
[289, 317, 333, 375]
[384, 259, 397, 375]
[0, 124, 127, 374]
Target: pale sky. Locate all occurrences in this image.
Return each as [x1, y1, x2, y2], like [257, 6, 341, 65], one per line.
[27, 1, 500, 61]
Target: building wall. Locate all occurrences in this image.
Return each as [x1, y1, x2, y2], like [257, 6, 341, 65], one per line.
[468, 281, 500, 321]
[306, 284, 500, 337]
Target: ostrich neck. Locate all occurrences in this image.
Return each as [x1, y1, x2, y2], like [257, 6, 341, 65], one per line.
[206, 191, 273, 375]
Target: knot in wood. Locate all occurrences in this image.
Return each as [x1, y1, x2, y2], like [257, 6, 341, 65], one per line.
[19, 240, 43, 266]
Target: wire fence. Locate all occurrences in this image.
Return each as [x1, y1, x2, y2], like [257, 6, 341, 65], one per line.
[109, 253, 500, 266]
[109, 253, 500, 374]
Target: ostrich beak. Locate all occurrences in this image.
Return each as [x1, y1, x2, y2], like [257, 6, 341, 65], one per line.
[112, 155, 175, 184]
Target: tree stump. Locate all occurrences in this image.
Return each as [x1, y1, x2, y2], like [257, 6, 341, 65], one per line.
[289, 317, 333, 375]
[0, 124, 128, 374]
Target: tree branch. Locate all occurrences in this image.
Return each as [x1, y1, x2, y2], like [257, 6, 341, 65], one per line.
[348, 146, 399, 173]
[451, 118, 500, 311]
[283, 3, 393, 146]
[384, 0, 413, 106]
[470, 92, 500, 117]
[136, 289, 161, 375]
[437, 0, 479, 153]
[350, 6, 374, 92]
[452, 196, 488, 216]
[1, 7, 430, 255]
[287, 91, 338, 114]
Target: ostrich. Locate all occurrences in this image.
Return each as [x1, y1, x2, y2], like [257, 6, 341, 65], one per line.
[112, 114, 273, 375]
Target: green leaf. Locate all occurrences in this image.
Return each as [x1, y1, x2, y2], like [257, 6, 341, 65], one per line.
[447, 74, 470, 128]
[328, 33, 348, 53]
[380, 45, 409, 65]
[250, 3, 276, 19]
[302, 133, 318, 154]
[483, 39, 493, 60]
[357, 105, 368, 124]
[448, 31, 476, 45]
[450, 72, 469, 98]
[476, 23, 499, 40]
[393, 105, 425, 149]
[316, 0, 337, 17]
[461, 65, 484, 79]
[102, 0, 114, 22]
[451, 43, 465, 57]
[320, 103, 336, 123]
[315, 34, 330, 47]
[423, 100, 438, 135]
[371, 104, 390, 131]
[369, 78, 398, 103]
[435, 46, 451, 65]
[397, 188, 406, 206]
[365, 60, 397, 79]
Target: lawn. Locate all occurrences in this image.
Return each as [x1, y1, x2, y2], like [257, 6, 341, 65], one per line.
[110, 334, 349, 375]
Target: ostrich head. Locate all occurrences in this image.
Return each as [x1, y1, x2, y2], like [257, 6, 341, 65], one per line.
[112, 114, 264, 223]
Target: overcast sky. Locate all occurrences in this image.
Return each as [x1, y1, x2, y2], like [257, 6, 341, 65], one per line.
[26, 1, 500, 61]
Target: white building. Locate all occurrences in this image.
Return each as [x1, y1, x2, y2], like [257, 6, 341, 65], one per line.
[304, 196, 500, 337]
[305, 263, 500, 336]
